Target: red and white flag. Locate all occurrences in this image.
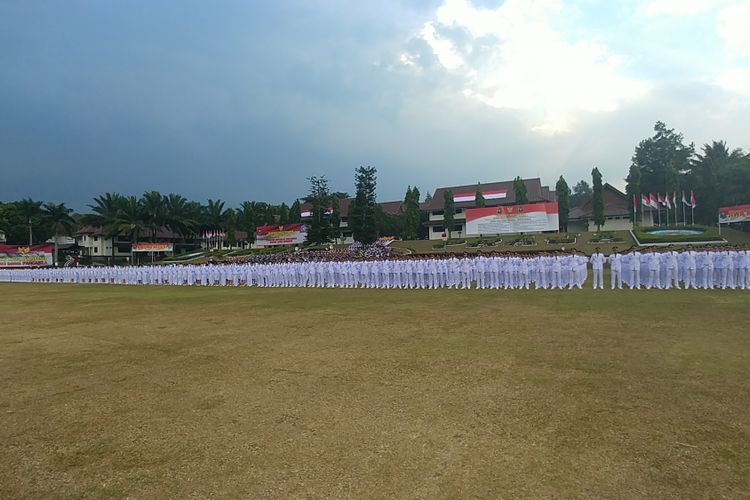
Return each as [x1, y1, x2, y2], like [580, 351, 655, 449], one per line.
[658, 193, 665, 206]
[649, 193, 658, 209]
[665, 194, 672, 209]
[682, 191, 690, 206]
[641, 193, 649, 207]
[672, 192, 677, 206]
[690, 191, 697, 208]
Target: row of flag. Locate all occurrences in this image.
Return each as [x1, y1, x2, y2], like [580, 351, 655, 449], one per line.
[633, 191, 697, 211]
[202, 230, 227, 239]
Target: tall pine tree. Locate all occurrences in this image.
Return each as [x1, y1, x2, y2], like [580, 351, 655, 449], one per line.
[349, 166, 378, 244]
[625, 164, 641, 225]
[443, 190, 455, 238]
[513, 177, 528, 204]
[475, 183, 485, 208]
[592, 167, 605, 231]
[306, 176, 332, 245]
[555, 176, 570, 232]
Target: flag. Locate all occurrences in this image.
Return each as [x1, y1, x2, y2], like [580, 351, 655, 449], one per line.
[633, 194, 637, 212]
[690, 190, 697, 208]
[649, 193, 658, 209]
[682, 191, 690, 206]
[672, 192, 677, 206]
[641, 194, 649, 206]
[658, 193, 665, 206]
[665, 194, 672, 209]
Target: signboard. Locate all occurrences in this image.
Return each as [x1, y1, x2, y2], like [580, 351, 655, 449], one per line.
[131, 242, 174, 252]
[719, 204, 750, 224]
[465, 202, 559, 235]
[255, 224, 308, 247]
[0, 244, 54, 268]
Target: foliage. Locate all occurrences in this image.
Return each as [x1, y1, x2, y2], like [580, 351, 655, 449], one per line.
[555, 176, 570, 232]
[591, 167, 605, 231]
[306, 175, 332, 245]
[570, 180, 592, 207]
[475, 183, 485, 208]
[625, 164, 641, 224]
[330, 196, 341, 241]
[349, 166, 378, 244]
[401, 186, 421, 240]
[513, 177, 528, 204]
[443, 190, 455, 237]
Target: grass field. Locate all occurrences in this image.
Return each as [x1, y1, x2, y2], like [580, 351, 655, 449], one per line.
[1, 284, 749, 498]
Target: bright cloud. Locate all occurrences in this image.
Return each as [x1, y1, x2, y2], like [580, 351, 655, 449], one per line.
[716, 67, 750, 94]
[406, 0, 648, 133]
[717, 1, 750, 57]
[642, 0, 716, 17]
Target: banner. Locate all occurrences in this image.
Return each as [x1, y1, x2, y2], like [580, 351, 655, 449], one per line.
[255, 224, 308, 246]
[0, 244, 53, 268]
[465, 202, 559, 235]
[719, 204, 750, 224]
[453, 189, 507, 203]
[132, 242, 174, 252]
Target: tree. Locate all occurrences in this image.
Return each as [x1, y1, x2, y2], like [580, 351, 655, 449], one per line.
[401, 186, 421, 240]
[689, 141, 749, 224]
[443, 190, 455, 238]
[278, 203, 290, 225]
[555, 176, 570, 232]
[632, 121, 694, 195]
[238, 201, 257, 242]
[625, 164, 641, 225]
[164, 193, 197, 238]
[330, 195, 341, 242]
[349, 166, 378, 244]
[591, 167, 605, 231]
[203, 199, 229, 229]
[43, 202, 75, 266]
[141, 190, 167, 241]
[475, 183, 485, 208]
[288, 200, 302, 224]
[424, 191, 433, 204]
[570, 180, 592, 207]
[306, 176, 332, 245]
[16, 198, 43, 245]
[513, 177, 528, 204]
[114, 196, 146, 263]
[82, 192, 124, 264]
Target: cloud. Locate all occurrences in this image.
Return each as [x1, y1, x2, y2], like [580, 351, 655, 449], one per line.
[716, 67, 750, 94]
[717, 1, 750, 57]
[404, 0, 649, 134]
[641, 0, 716, 17]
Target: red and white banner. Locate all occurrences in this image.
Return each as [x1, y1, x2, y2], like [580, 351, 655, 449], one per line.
[0, 244, 53, 268]
[132, 242, 174, 252]
[465, 202, 559, 235]
[719, 204, 750, 224]
[255, 224, 308, 246]
[453, 189, 507, 203]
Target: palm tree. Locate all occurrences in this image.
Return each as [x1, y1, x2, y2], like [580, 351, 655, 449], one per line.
[165, 193, 198, 237]
[16, 198, 43, 245]
[82, 193, 124, 265]
[203, 199, 228, 229]
[114, 196, 146, 263]
[140, 190, 167, 242]
[43, 202, 75, 266]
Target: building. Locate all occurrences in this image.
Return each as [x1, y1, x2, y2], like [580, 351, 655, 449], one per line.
[75, 226, 250, 263]
[300, 199, 404, 244]
[423, 178, 557, 240]
[568, 183, 653, 232]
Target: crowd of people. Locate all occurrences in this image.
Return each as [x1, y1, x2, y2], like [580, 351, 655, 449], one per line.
[224, 241, 392, 264]
[2, 245, 749, 290]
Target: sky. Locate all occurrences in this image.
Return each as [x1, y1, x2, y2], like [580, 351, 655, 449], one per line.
[1, 0, 749, 210]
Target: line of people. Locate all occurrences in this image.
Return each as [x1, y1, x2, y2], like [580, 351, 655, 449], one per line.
[2, 246, 748, 290]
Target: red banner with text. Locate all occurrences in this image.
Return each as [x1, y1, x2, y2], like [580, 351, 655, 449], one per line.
[0, 244, 54, 268]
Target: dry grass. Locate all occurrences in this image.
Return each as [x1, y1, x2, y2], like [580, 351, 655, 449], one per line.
[1, 283, 749, 498]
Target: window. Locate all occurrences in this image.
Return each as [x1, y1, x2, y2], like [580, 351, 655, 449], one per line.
[94, 247, 98, 254]
[455, 208, 463, 214]
[343, 232, 352, 238]
[94, 236, 99, 242]
[432, 226, 444, 232]
[432, 210, 444, 216]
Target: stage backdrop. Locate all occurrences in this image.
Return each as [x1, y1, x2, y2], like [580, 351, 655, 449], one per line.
[0, 244, 54, 268]
[465, 202, 559, 235]
[719, 204, 750, 224]
[255, 224, 307, 247]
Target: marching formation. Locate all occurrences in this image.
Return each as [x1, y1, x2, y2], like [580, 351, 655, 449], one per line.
[2, 246, 749, 290]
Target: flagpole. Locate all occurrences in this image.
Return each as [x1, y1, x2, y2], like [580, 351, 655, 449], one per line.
[683, 197, 686, 226]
